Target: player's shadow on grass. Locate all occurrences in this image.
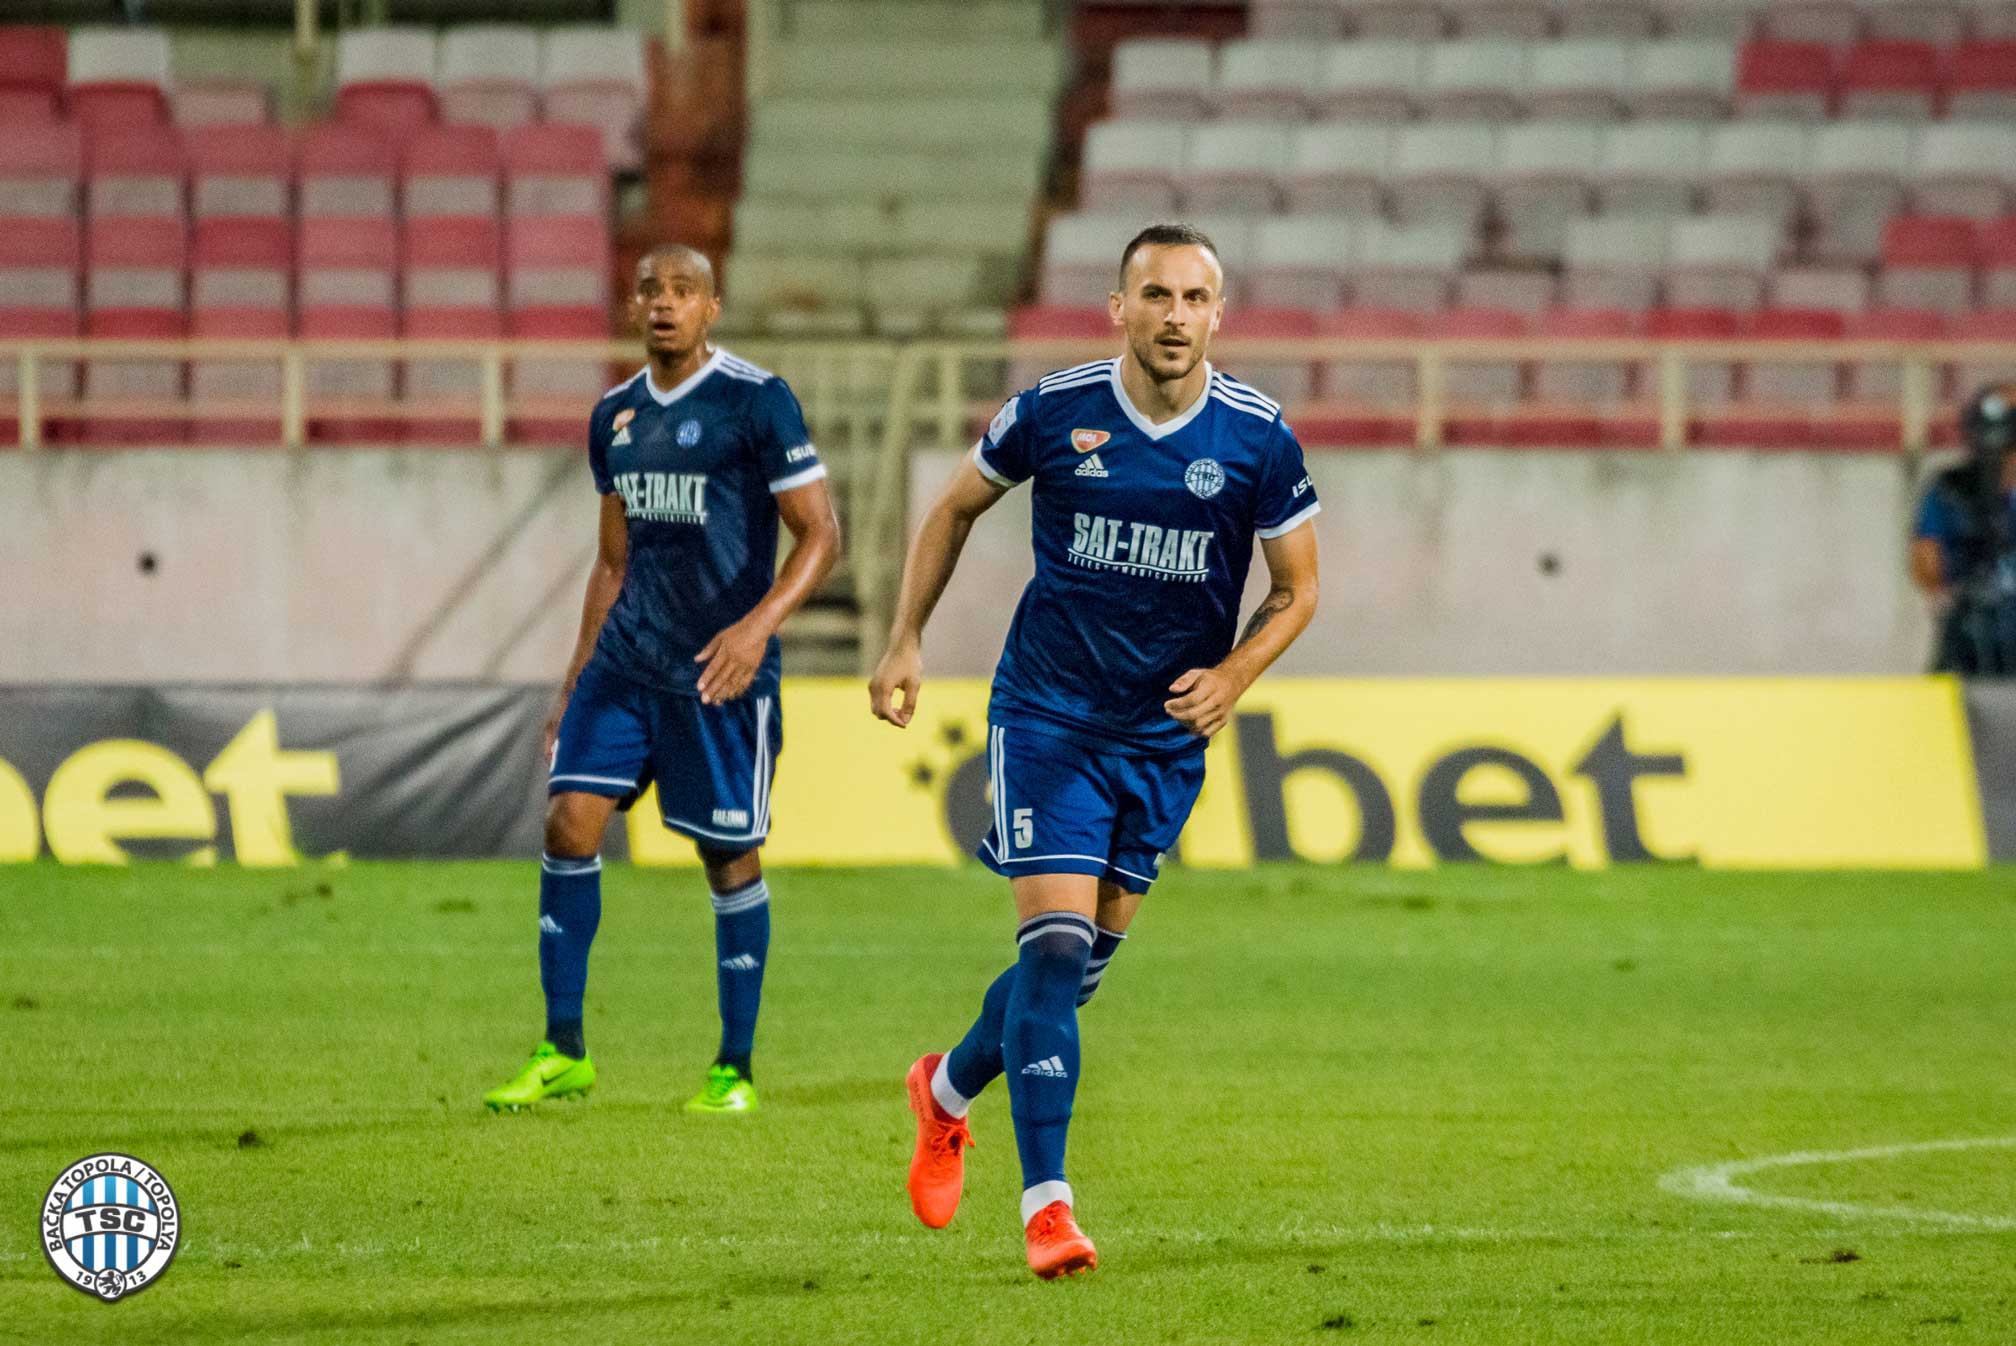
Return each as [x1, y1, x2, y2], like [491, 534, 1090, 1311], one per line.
[0, 1114, 449, 1157]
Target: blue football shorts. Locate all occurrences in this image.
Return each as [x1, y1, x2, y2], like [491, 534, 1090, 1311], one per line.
[548, 660, 781, 850]
[976, 722, 1206, 894]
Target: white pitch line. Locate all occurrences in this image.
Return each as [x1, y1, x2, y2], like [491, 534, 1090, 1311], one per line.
[1659, 1135, 2016, 1231]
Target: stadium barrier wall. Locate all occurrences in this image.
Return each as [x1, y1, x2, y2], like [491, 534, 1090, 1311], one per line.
[0, 447, 1936, 681]
[0, 678, 1989, 870]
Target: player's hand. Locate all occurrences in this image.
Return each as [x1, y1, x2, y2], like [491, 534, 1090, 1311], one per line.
[542, 690, 568, 762]
[694, 616, 770, 705]
[869, 638, 923, 728]
[1164, 667, 1244, 739]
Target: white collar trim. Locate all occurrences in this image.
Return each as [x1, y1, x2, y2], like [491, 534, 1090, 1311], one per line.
[642, 347, 724, 405]
[1108, 360, 1213, 441]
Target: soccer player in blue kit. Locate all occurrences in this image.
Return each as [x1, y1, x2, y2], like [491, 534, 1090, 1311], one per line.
[484, 246, 841, 1115]
[868, 224, 1322, 1276]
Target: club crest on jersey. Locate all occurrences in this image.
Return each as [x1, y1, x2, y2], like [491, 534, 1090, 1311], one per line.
[677, 419, 702, 448]
[1185, 458, 1226, 499]
[1071, 429, 1110, 454]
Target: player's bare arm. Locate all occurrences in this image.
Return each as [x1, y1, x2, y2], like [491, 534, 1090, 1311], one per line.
[546, 492, 630, 757]
[1164, 507, 1319, 740]
[868, 457, 1008, 727]
[695, 477, 842, 705]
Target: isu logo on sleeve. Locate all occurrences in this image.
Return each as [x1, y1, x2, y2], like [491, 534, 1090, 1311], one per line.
[41, 1153, 181, 1301]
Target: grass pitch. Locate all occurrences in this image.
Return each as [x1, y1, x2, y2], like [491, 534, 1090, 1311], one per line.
[2, 862, 2013, 1345]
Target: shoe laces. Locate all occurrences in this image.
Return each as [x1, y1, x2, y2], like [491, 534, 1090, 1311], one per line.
[700, 1066, 740, 1103]
[926, 1114, 972, 1160]
[1029, 1203, 1073, 1240]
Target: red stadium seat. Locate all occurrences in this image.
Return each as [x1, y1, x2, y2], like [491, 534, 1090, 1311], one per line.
[0, 87, 58, 121]
[1951, 309, 2016, 412]
[507, 305, 615, 445]
[171, 78, 273, 128]
[1425, 308, 1528, 440]
[335, 81, 439, 132]
[0, 26, 66, 93]
[297, 123, 397, 219]
[1878, 216, 1978, 313]
[0, 118, 82, 217]
[189, 305, 287, 445]
[1737, 307, 1847, 437]
[299, 304, 398, 444]
[299, 216, 398, 311]
[1757, 0, 1863, 45]
[1837, 40, 1940, 119]
[1506, 306, 1641, 446]
[0, 216, 82, 437]
[1948, 40, 2016, 119]
[85, 122, 186, 221]
[1735, 41, 1835, 119]
[1643, 306, 1741, 414]
[502, 124, 608, 217]
[1007, 305, 1111, 389]
[506, 215, 609, 314]
[1979, 217, 2016, 307]
[402, 124, 500, 221]
[1303, 308, 1422, 447]
[403, 305, 505, 446]
[69, 86, 170, 133]
[192, 218, 290, 312]
[187, 124, 292, 220]
[81, 307, 186, 445]
[1218, 305, 1319, 405]
[403, 216, 502, 312]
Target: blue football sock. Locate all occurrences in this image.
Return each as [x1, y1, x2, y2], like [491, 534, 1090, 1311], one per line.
[710, 876, 770, 1078]
[1002, 911, 1095, 1203]
[1077, 925, 1127, 1007]
[539, 852, 602, 1057]
[943, 964, 1016, 1105]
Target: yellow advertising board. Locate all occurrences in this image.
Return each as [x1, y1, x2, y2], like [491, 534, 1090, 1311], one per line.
[631, 678, 1986, 870]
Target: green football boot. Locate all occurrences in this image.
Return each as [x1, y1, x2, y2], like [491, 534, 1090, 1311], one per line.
[483, 1042, 596, 1112]
[684, 1064, 758, 1114]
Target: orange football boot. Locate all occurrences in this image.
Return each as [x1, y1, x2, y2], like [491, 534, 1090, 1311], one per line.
[905, 1052, 973, 1228]
[1024, 1200, 1098, 1279]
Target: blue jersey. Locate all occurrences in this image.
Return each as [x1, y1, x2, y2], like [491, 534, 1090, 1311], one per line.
[586, 348, 826, 698]
[973, 358, 1320, 756]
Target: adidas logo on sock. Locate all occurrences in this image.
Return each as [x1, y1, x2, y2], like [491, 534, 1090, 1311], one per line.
[1020, 1055, 1068, 1078]
[1074, 454, 1109, 478]
[719, 954, 761, 972]
[538, 915, 563, 935]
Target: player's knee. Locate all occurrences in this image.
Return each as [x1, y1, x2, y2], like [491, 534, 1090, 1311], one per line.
[699, 845, 761, 891]
[544, 794, 607, 858]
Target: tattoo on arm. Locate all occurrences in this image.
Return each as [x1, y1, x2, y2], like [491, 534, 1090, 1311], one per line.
[1237, 589, 1294, 648]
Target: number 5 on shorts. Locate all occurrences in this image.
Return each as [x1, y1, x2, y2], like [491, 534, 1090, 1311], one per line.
[1013, 808, 1034, 849]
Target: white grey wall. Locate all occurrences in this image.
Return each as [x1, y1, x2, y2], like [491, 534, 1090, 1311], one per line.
[908, 447, 1938, 676]
[0, 446, 1937, 682]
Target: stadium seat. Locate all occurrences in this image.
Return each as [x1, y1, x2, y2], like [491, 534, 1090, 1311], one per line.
[402, 304, 503, 446]
[1353, 1, 1448, 40]
[1388, 121, 1497, 225]
[82, 216, 187, 445]
[1842, 306, 1948, 400]
[0, 216, 80, 313]
[1213, 38, 1322, 119]
[1185, 122, 1291, 213]
[1526, 39, 1633, 119]
[1457, 1, 1555, 39]
[1530, 306, 1637, 428]
[1867, 0, 1966, 43]
[0, 88, 58, 122]
[0, 118, 82, 217]
[438, 24, 541, 132]
[334, 26, 438, 131]
[1664, 213, 1782, 309]
[502, 125, 609, 218]
[1947, 39, 2016, 119]
[1420, 39, 1530, 120]
[299, 303, 398, 445]
[1315, 39, 1425, 120]
[403, 216, 501, 313]
[1949, 308, 2016, 401]
[1595, 121, 1708, 217]
[188, 125, 290, 220]
[1426, 307, 1528, 435]
[191, 218, 290, 310]
[298, 216, 398, 311]
[540, 27, 647, 174]
[298, 123, 397, 219]
[1556, 0, 1658, 38]
[1252, 213, 1355, 309]
[1757, 1, 1863, 47]
[1306, 307, 1423, 446]
[403, 124, 500, 220]
[81, 307, 186, 444]
[1494, 120, 1603, 262]
[1250, 0, 1342, 39]
[1109, 39, 1214, 120]
[1007, 302, 1110, 389]
[336, 83, 439, 132]
[1562, 215, 1667, 309]
[507, 306, 614, 445]
[1081, 121, 1186, 216]
[1980, 216, 2016, 307]
[1349, 219, 1468, 309]
[1876, 215, 1978, 312]
[170, 79, 272, 128]
[1626, 39, 1736, 119]
[1744, 306, 1846, 405]
[1702, 120, 1810, 223]
[86, 123, 185, 221]
[66, 27, 171, 131]
[1911, 124, 2016, 220]
[1838, 39, 1940, 120]
[1284, 122, 1393, 214]
[86, 216, 184, 321]
[1735, 40, 1835, 120]
[506, 215, 609, 314]
[0, 26, 66, 94]
[867, 254, 985, 332]
[1768, 264, 1870, 311]
[1644, 305, 1741, 407]
[1217, 305, 1318, 404]
[1039, 212, 1139, 304]
[188, 305, 286, 445]
[1805, 120, 1915, 263]
[1457, 267, 1558, 313]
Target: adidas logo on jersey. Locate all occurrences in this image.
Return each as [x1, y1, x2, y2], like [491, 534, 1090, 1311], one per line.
[1020, 1055, 1068, 1078]
[719, 954, 761, 972]
[1075, 454, 1109, 478]
[611, 427, 632, 446]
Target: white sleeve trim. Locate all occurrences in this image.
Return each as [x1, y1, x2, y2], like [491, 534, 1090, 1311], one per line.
[1256, 500, 1321, 539]
[768, 462, 828, 494]
[971, 440, 1019, 489]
